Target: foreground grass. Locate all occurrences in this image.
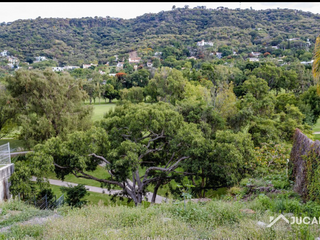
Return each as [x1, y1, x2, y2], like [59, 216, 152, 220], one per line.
[1, 195, 320, 239]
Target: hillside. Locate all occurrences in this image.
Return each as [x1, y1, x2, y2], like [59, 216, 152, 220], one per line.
[0, 7, 319, 65]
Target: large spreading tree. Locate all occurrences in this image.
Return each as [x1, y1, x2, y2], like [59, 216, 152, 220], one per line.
[27, 102, 205, 205]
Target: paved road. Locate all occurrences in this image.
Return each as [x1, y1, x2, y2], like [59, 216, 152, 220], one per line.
[31, 176, 166, 204]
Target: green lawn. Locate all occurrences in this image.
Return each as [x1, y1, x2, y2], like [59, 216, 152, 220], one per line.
[313, 118, 320, 132]
[0, 139, 25, 151]
[92, 104, 116, 122]
[46, 165, 121, 189]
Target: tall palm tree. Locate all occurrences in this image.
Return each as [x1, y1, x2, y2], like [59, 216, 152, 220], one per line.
[313, 35, 320, 95]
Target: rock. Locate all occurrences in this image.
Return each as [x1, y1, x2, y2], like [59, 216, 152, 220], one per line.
[240, 209, 256, 214]
[257, 221, 267, 228]
[162, 217, 172, 223]
[190, 198, 212, 203]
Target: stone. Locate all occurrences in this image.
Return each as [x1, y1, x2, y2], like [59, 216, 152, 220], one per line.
[240, 209, 256, 214]
[162, 217, 172, 223]
[257, 221, 267, 228]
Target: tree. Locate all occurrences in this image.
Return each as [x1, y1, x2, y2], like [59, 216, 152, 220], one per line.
[120, 87, 144, 103]
[6, 69, 93, 148]
[0, 83, 16, 139]
[103, 84, 119, 103]
[313, 35, 320, 90]
[28, 103, 205, 206]
[150, 67, 187, 105]
[130, 69, 150, 87]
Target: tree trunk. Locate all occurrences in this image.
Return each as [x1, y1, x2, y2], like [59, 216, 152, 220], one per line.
[201, 168, 205, 198]
[151, 180, 162, 203]
[109, 98, 112, 103]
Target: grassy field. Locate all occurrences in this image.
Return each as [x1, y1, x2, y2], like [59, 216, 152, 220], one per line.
[0, 139, 25, 151]
[45, 166, 118, 189]
[313, 118, 320, 132]
[313, 118, 320, 140]
[92, 103, 116, 122]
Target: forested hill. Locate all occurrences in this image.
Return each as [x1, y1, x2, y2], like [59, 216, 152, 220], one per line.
[0, 7, 320, 65]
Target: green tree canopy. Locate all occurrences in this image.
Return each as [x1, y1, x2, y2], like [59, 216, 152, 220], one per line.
[6, 69, 93, 148]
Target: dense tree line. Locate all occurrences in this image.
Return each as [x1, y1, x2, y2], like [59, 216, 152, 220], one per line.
[0, 8, 319, 65]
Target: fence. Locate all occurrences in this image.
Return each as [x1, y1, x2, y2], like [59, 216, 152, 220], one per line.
[0, 143, 11, 165]
[20, 193, 64, 210]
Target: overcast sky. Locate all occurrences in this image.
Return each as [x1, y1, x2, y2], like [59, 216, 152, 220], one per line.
[1, 2, 320, 23]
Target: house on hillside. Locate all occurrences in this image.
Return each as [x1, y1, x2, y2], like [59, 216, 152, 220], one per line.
[197, 40, 213, 47]
[52, 67, 64, 72]
[99, 70, 106, 75]
[301, 60, 314, 65]
[288, 38, 300, 41]
[34, 56, 46, 62]
[216, 52, 222, 59]
[271, 46, 279, 49]
[83, 63, 97, 69]
[154, 52, 162, 56]
[249, 57, 259, 62]
[63, 66, 80, 70]
[0, 50, 7, 57]
[147, 61, 153, 68]
[251, 52, 261, 57]
[187, 56, 197, 60]
[128, 57, 141, 64]
[116, 62, 124, 71]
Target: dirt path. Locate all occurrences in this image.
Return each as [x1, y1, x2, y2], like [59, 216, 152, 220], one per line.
[31, 177, 166, 204]
[314, 132, 320, 134]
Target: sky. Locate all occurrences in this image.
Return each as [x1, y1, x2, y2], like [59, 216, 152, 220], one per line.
[0, 2, 320, 23]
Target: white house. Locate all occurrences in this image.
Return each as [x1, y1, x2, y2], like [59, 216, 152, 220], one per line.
[7, 56, 19, 64]
[249, 57, 259, 62]
[216, 52, 223, 59]
[307, 39, 311, 46]
[109, 73, 116, 76]
[128, 57, 141, 64]
[52, 67, 64, 72]
[197, 40, 213, 47]
[99, 70, 106, 75]
[271, 46, 279, 49]
[34, 56, 47, 62]
[147, 61, 153, 68]
[83, 63, 97, 69]
[154, 52, 162, 56]
[63, 66, 80, 70]
[301, 60, 314, 65]
[288, 38, 300, 41]
[251, 52, 261, 57]
[0, 50, 7, 57]
[116, 62, 124, 68]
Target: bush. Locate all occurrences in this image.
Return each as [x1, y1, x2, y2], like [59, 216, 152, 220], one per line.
[60, 184, 89, 208]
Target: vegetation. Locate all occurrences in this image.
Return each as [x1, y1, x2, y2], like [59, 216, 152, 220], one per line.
[1, 5, 320, 238]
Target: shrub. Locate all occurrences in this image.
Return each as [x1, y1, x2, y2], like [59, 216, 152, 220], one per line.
[60, 184, 89, 208]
